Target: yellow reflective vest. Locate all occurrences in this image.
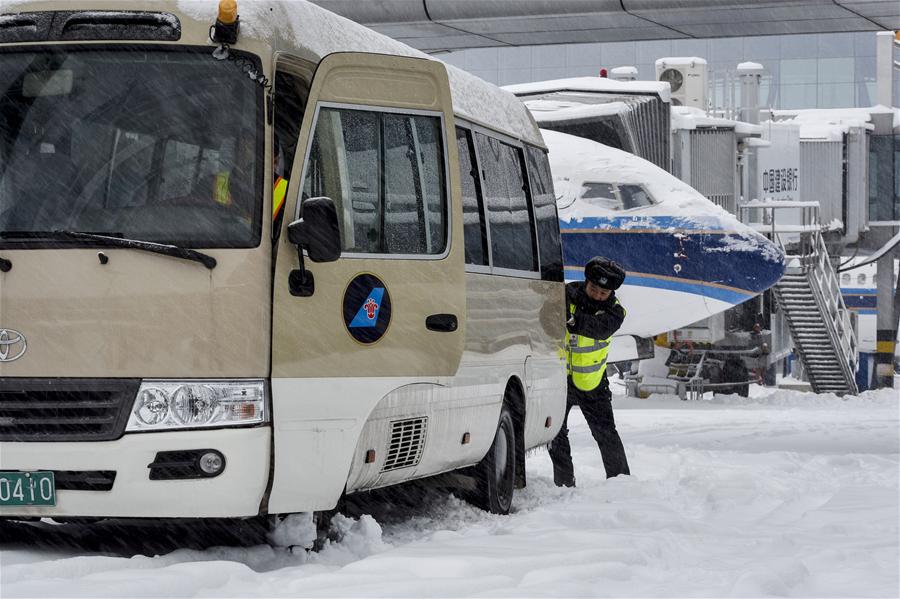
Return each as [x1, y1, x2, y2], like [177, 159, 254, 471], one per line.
[273, 176, 288, 219]
[213, 171, 232, 206]
[566, 299, 623, 391]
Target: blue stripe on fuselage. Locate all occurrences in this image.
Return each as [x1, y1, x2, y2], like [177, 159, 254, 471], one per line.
[560, 216, 784, 299]
[840, 288, 877, 310]
[565, 267, 754, 305]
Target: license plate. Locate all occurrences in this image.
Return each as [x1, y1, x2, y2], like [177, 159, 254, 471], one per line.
[0, 471, 56, 507]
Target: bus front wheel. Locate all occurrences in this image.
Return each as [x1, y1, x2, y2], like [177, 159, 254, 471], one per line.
[470, 404, 516, 515]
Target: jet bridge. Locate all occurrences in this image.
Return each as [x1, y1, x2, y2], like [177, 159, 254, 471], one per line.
[506, 78, 671, 171]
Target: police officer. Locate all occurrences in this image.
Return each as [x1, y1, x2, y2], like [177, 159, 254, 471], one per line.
[549, 256, 630, 486]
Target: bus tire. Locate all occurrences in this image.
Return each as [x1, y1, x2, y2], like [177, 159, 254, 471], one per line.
[470, 403, 516, 515]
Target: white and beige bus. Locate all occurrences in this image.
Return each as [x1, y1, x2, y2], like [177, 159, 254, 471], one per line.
[0, 0, 566, 523]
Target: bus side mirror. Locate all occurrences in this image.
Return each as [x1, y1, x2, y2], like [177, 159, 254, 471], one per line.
[288, 196, 341, 263]
[287, 196, 340, 297]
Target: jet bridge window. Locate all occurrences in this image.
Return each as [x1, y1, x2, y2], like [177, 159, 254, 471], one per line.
[581, 182, 655, 211]
[301, 106, 447, 255]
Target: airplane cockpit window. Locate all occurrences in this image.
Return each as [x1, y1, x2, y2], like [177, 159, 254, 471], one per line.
[617, 184, 654, 209]
[580, 183, 617, 210]
[580, 182, 655, 211]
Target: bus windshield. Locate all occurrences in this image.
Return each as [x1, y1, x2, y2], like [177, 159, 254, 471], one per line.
[0, 47, 263, 248]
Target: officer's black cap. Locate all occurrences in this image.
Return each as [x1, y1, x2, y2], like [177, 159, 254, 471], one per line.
[585, 257, 626, 290]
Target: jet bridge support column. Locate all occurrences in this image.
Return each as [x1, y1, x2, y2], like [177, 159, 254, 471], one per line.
[872, 42, 898, 388]
[738, 62, 763, 206]
[875, 32, 894, 109]
[875, 254, 898, 388]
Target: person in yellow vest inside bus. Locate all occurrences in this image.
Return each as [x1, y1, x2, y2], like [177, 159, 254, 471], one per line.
[272, 136, 288, 221]
[208, 140, 288, 225]
[549, 256, 630, 486]
[211, 142, 255, 221]
[212, 170, 234, 208]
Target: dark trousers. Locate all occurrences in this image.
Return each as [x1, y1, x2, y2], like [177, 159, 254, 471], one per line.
[548, 377, 630, 486]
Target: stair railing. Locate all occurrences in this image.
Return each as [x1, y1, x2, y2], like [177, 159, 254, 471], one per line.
[737, 199, 820, 254]
[802, 229, 859, 391]
[739, 199, 859, 394]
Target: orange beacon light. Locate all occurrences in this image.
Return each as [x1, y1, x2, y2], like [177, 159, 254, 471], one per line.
[212, 0, 239, 45]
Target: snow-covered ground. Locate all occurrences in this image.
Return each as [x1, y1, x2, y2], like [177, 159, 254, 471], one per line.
[2, 385, 898, 598]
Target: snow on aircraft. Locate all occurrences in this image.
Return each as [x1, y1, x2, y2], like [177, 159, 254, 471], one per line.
[542, 129, 785, 358]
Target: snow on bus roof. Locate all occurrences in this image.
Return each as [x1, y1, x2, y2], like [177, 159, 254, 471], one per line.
[179, 0, 543, 146]
[505, 77, 672, 103]
[2, 0, 542, 146]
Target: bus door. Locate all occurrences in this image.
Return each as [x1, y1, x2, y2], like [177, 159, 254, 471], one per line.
[268, 53, 465, 512]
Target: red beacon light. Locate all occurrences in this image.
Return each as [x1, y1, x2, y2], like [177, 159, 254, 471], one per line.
[599, 68, 608, 78]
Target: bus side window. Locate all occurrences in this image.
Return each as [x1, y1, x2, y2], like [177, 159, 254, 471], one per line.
[273, 67, 311, 185]
[300, 107, 447, 255]
[525, 145, 563, 282]
[273, 61, 312, 238]
[456, 127, 488, 266]
[475, 133, 537, 273]
[383, 113, 446, 254]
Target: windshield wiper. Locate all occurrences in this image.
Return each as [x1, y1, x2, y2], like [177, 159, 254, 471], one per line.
[0, 230, 217, 270]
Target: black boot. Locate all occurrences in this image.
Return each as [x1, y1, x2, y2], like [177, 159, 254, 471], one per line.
[553, 471, 576, 487]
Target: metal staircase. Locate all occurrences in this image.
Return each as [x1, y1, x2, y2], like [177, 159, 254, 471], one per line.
[741, 201, 859, 395]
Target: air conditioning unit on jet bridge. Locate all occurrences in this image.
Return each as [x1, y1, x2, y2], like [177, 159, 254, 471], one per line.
[655, 57, 708, 109]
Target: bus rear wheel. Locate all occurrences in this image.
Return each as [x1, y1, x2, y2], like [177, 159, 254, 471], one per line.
[470, 404, 516, 515]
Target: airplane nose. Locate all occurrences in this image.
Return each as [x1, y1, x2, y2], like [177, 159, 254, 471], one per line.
[749, 231, 785, 292]
[705, 223, 785, 296]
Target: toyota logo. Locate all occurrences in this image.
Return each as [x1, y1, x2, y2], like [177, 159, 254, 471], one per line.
[0, 329, 27, 362]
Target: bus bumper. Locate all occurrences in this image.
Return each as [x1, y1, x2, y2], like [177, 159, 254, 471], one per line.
[0, 427, 270, 519]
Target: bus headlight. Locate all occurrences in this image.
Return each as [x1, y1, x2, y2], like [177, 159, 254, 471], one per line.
[126, 380, 267, 432]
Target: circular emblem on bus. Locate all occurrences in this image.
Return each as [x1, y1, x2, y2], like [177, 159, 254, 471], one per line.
[342, 274, 392, 345]
[0, 329, 27, 362]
